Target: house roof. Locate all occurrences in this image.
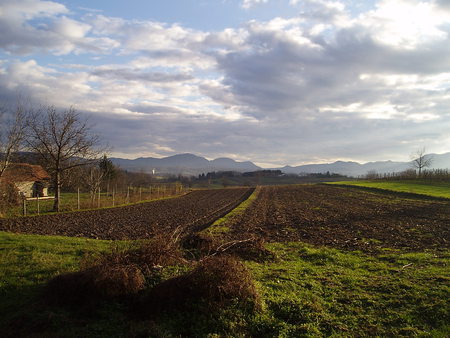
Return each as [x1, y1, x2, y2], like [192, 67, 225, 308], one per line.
[1, 163, 51, 183]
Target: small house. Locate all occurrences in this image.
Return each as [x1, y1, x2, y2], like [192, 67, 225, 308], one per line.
[1, 163, 51, 198]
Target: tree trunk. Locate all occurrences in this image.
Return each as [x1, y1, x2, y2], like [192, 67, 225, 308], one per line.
[53, 171, 61, 212]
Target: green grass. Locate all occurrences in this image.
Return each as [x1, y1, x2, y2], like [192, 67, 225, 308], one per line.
[2, 189, 187, 218]
[0, 232, 125, 337]
[247, 243, 450, 337]
[201, 186, 260, 235]
[328, 180, 450, 199]
[1, 231, 448, 337]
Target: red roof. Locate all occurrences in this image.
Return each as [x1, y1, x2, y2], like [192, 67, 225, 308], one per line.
[1, 163, 50, 182]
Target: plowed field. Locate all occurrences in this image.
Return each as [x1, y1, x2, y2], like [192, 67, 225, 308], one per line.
[0, 188, 253, 240]
[223, 185, 450, 252]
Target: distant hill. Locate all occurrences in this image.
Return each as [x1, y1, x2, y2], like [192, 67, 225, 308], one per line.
[276, 152, 450, 177]
[110, 152, 450, 177]
[110, 153, 261, 175]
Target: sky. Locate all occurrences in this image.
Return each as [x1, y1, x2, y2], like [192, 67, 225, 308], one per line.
[1, 0, 450, 167]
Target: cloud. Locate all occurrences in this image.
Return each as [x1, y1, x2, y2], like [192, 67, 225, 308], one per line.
[1, 0, 450, 165]
[91, 68, 194, 83]
[359, 0, 450, 49]
[241, 0, 269, 9]
[0, 0, 119, 55]
[207, 3, 450, 122]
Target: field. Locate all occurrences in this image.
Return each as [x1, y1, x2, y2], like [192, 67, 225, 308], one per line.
[217, 185, 449, 253]
[0, 184, 449, 336]
[0, 188, 253, 239]
[3, 183, 185, 217]
[328, 180, 450, 199]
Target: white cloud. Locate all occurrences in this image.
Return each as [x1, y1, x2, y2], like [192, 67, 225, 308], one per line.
[242, 0, 269, 9]
[1, 0, 450, 164]
[358, 0, 450, 49]
[0, 0, 119, 55]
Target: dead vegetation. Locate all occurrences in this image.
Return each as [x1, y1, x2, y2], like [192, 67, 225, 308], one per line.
[0, 181, 20, 216]
[136, 255, 260, 317]
[45, 232, 186, 308]
[183, 232, 276, 262]
[45, 230, 262, 321]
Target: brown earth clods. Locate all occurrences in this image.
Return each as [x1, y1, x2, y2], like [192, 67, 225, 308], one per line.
[1, 185, 449, 253]
[0, 188, 253, 240]
[221, 185, 450, 253]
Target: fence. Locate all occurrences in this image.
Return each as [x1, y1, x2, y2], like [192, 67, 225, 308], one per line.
[19, 182, 186, 216]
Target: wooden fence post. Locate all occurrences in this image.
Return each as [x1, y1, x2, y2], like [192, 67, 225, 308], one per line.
[37, 195, 40, 215]
[77, 188, 80, 210]
[98, 188, 101, 208]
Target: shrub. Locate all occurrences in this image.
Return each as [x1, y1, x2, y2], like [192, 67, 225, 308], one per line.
[0, 181, 20, 212]
[45, 263, 145, 307]
[138, 255, 260, 316]
[82, 234, 185, 276]
[45, 235, 185, 307]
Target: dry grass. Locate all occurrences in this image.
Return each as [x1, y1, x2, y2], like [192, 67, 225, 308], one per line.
[45, 233, 186, 307]
[138, 255, 261, 316]
[82, 233, 185, 275]
[184, 232, 275, 262]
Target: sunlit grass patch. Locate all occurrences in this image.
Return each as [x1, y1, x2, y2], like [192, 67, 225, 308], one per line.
[246, 242, 450, 337]
[328, 180, 450, 198]
[1, 231, 449, 337]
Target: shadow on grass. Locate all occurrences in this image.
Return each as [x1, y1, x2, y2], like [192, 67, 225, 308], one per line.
[0, 284, 131, 338]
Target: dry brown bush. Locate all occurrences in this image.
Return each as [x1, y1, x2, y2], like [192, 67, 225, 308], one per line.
[45, 264, 145, 307]
[89, 264, 145, 298]
[82, 233, 186, 276]
[183, 233, 275, 262]
[45, 234, 186, 307]
[138, 255, 260, 316]
[0, 181, 20, 214]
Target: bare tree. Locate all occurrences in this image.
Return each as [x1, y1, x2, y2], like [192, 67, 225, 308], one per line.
[0, 102, 27, 178]
[25, 106, 104, 211]
[83, 164, 105, 206]
[411, 147, 433, 178]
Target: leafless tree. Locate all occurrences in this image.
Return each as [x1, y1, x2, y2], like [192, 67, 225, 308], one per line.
[83, 164, 105, 206]
[411, 147, 433, 178]
[0, 102, 27, 178]
[25, 106, 104, 211]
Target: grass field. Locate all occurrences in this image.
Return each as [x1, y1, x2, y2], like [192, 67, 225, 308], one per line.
[1, 230, 448, 337]
[2, 187, 185, 218]
[328, 180, 450, 199]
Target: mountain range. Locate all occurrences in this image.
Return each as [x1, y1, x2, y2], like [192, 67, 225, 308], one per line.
[110, 153, 260, 176]
[110, 152, 450, 177]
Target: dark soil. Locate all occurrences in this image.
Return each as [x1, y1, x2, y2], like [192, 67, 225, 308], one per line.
[0, 188, 253, 240]
[222, 185, 450, 253]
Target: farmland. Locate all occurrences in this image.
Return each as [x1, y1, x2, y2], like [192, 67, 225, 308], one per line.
[0, 184, 449, 336]
[218, 185, 450, 253]
[0, 188, 253, 239]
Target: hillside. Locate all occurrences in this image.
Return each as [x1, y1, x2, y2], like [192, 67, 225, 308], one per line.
[110, 152, 450, 177]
